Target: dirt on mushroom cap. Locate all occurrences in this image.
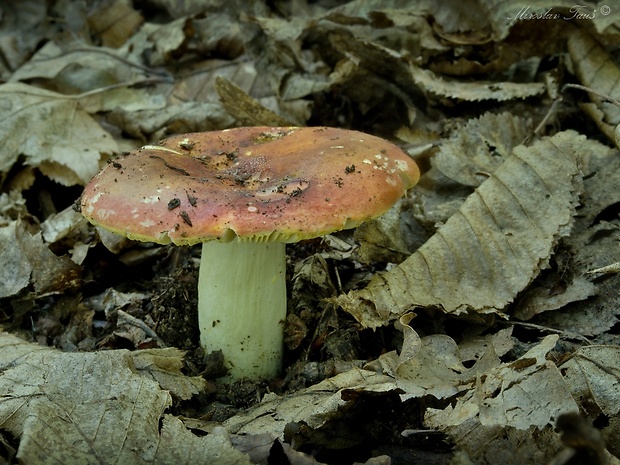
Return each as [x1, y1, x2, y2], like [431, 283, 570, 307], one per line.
[80, 126, 420, 245]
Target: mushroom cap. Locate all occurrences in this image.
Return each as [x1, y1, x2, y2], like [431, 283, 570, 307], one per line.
[80, 126, 420, 245]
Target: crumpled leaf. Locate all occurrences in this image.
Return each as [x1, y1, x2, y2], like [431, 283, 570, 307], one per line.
[215, 76, 295, 126]
[87, 1, 144, 48]
[445, 422, 564, 465]
[532, 140, 620, 334]
[0, 332, 250, 465]
[0, 0, 55, 80]
[425, 335, 578, 430]
[0, 219, 81, 298]
[40, 205, 89, 244]
[338, 130, 584, 328]
[409, 63, 546, 101]
[367, 322, 513, 403]
[354, 198, 423, 264]
[0, 82, 118, 185]
[562, 346, 620, 416]
[513, 275, 597, 321]
[128, 348, 205, 400]
[433, 112, 532, 187]
[568, 28, 620, 144]
[224, 369, 395, 437]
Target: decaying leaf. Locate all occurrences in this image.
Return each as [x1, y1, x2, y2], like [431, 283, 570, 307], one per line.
[409, 63, 546, 101]
[562, 346, 620, 416]
[0, 219, 81, 298]
[0, 82, 118, 185]
[338, 131, 584, 328]
[513, 275, 597, 321]
[433, 112, 532, 187]
[224, 368, 396, 437]
[354, 198, 424, 264]
[531, 140, 620, 334]
[425, 335, 578, 430]
[128, 348, 206, 400]
[0, 332, 257, 465]
[215, 76, 295, 126]
[568, 29, 620, 141]
[0, 1, 57, 80]
[87, 1, 144, 48]
[445, 422, 564, 465]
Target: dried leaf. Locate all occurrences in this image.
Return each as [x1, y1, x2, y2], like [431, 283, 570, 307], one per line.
[354, 198, 423, 264]
[224, 369, 395, 437]
[0, 219, 81, 298]
[568, 29, 620, 143]
[0, 333, 247, 465]
[215, 76, 294, 126]
[425, 335, 578, 430]
[433, 112, 532, 187]
[87, 1, 144, 48]
[445, 422, 563, 465]
[106, 101, 234, 139]
[338, 131, 584, 328]
[40, 206, 88, 244]
[409, 63, 546, 101]
[513, 275, 597, 320]
[0, 82, 118, 185]
[0, 221, 32, 298]
[129, 348, 206, 401]
[0, 0, 55, 79]
[562, 346, 620, 416]
[532, 141, 620, 335]
[395, 334, 472, 400]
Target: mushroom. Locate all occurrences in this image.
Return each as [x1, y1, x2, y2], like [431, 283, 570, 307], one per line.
[80, 126, 420, 380]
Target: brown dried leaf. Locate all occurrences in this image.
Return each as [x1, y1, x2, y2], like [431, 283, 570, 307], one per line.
[87, 1, 144, 48]
[425, 335, 578, 429]
[446, 422, 563, 465]
[354, 198, 423, 264]
[129, 348, 206, 401]
[409, 63, 546, 101]
[224, 369, 395, 437]
[562, 346, 620, 416]
[0, 82, 118, 185]
[568, 29, 620, 144]
[532, 141, 620, 335]
[433, 112, 532, 187]
[0, 219, 81, 298]
[215, 76, 295, 126]
[338, 131, 584, 328]
[0, 333, 247, 465]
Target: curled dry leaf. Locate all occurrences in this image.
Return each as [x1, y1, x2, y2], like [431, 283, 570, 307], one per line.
[0, 82, 118, 186]
[224, 369, 396, 437]
[408, 63, 546, 101]
[562, 346, 620, 416]
[215, 76, 296, 126]
[338, 130, 584, 328]
[433, 112, 532, 187]
[0, 219, 81, 298]
[425, 335, 578, 430]
[568, 29, 620, 144]
[0, 333, 255, 465]
[533, 141, 620, 334]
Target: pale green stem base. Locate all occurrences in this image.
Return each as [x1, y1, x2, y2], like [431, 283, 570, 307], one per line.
[198, 241, 286, 381]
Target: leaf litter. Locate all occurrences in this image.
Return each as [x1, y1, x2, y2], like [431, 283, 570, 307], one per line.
[1, 1, 620, 464]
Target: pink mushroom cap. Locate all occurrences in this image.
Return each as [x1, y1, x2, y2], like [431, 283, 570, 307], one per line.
[80, 126, 420, 245]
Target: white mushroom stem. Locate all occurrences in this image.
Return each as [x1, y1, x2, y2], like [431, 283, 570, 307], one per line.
[198, 240, 286, 380]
